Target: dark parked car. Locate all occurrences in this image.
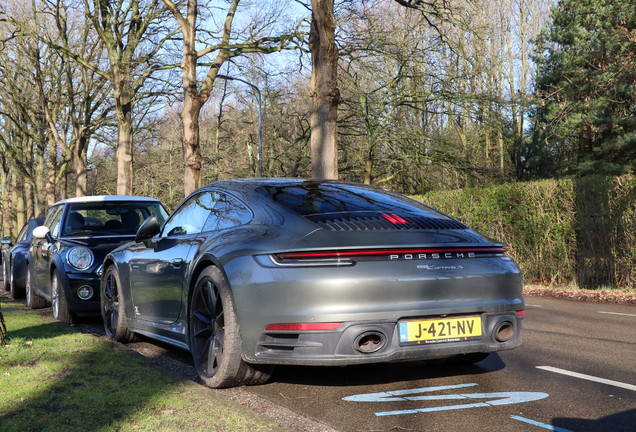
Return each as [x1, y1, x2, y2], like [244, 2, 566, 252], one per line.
[101, 179, 524, 389]
[2, 217, 46, 299]
[27, 196, 168, 324]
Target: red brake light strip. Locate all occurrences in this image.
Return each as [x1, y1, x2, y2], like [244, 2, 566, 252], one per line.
[279, 247, 506, 260]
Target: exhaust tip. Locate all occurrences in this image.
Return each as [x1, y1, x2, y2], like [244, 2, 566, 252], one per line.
[354, 331, 386, 353]
[494, 321, 514, 342]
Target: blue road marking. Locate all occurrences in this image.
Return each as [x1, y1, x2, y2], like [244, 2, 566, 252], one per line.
[343, 384, 549, 417]
[342, 383, 478, 402]
[373, 392, 549, 417]
[511, 415, 574, 432]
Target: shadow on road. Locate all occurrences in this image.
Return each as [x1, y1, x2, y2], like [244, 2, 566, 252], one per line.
[552, 408, 636, 432]
[269, 353, 505, 387]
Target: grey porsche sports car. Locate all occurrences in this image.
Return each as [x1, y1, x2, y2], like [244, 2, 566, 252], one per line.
[101, 179, 524, 388]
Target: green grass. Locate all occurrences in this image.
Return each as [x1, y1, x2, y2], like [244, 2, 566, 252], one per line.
[0, 295, 290, 432]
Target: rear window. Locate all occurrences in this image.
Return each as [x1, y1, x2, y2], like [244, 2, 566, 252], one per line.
[255, 182, 442, 218]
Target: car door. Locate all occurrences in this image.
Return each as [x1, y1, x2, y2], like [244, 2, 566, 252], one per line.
[31, 205, 64, 295]
[129, 192, 216, 324]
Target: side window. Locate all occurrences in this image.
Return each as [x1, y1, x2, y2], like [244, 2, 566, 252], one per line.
[50, 207, 65, 238]
[16, 225, 28, 242]
[44, 205, 62, 228]
[202, 192, 252, 232]
[161, 192, 216, 237]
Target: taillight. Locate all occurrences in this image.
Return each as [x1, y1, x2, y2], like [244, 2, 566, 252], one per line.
[265, 323, 342, 331]
[254, 246, 507, 268]
[278, 246, 506, 260]
[516, 310, 525, 317]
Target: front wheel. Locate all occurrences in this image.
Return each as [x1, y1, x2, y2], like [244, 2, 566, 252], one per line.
[26, 266, 46, 309]
[189, 266, 273, 388]
[101, 265, 137, 343]
[51, 270, 75, 324]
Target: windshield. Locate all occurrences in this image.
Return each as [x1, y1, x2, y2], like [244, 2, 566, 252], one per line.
[62, 201, 168, 236]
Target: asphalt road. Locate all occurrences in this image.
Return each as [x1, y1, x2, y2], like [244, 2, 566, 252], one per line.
[3, 273, 635, 432]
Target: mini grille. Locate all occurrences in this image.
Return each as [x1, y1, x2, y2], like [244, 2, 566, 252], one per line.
[306, 214, 468, 231]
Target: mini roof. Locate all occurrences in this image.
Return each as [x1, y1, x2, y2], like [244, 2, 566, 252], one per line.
[53, 195, 161, 205]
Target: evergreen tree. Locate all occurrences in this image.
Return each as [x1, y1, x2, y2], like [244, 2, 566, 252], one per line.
[532, 0, 636, 176]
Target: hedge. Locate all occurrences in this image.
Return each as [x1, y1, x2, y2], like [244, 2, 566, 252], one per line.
[412, 176, 636, 289]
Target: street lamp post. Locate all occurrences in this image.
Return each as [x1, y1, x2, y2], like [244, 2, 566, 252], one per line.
[215, 74, 262, 178]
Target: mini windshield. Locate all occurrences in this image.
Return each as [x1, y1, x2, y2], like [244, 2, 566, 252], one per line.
[62, 201, 168, 236]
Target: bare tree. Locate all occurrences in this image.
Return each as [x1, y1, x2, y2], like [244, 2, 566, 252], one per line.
[161, 0, 302, 195]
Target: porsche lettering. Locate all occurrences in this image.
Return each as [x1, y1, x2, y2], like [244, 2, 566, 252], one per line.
[389, 252, 476, 260]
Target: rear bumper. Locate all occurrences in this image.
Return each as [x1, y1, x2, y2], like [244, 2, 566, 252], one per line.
[250, 312, 522, 365]
[225, 254, 524, 365]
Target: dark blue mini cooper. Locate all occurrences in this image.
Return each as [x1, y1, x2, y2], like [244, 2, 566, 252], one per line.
[26, 196, 168, 324]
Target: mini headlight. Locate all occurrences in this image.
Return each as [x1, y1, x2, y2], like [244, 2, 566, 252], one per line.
[67, 246, 94, 271]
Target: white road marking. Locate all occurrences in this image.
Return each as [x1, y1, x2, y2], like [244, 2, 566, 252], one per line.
[525, 304, 543, 307]
[343, 385, 549, 417]
[537, 366, 636, 392]
[598, 311, 636, 317]
[511, 415, 573, 432]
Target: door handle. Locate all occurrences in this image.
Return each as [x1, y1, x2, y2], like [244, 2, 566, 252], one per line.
[170, 258, 183, 268]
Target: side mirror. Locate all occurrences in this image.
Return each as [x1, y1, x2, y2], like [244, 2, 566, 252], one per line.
[135, 216, 161, 244]
[32, 226, 52, 242]
[1, 236, 12, 246]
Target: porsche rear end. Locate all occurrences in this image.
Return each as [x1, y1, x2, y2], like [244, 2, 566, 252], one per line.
[226, 180, 524, 366]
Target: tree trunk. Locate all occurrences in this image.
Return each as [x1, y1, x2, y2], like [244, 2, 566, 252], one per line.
[116, 120, 133, 196]
[46, 135, 57, 207]
[182, 94, 203, 196]
[364, 158, 374, 185]
[309, 0, 339, 179]
[25, 136, 35, 220]
[12, 170, 24, 238]
[1, 159, 10, 237]
[74, 134, 89, 197]
[35, 136, 45, 217]
[59, 159, 69, 201]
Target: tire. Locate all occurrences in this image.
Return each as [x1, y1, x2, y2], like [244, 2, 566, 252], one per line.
[51, 269, 75, 324]
[2, 261, 9, 292]
[9, 265, 25, 299]
[101, 265, 137, 343]
[189, 266, 273, 388]
[26, 266, 46, 309]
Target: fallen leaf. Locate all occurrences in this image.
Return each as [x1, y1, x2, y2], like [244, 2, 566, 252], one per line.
[162, 410, 174, 415]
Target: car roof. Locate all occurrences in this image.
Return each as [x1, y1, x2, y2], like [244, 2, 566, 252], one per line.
[53, 195, 161, 205]
[203, 178, 379, 192]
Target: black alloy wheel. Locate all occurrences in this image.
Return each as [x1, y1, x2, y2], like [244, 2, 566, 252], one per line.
[189, 266, 272, 388]
[101, 266, 136, 343]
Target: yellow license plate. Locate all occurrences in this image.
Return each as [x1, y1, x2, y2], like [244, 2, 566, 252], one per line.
[398, 316, 482, 344]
